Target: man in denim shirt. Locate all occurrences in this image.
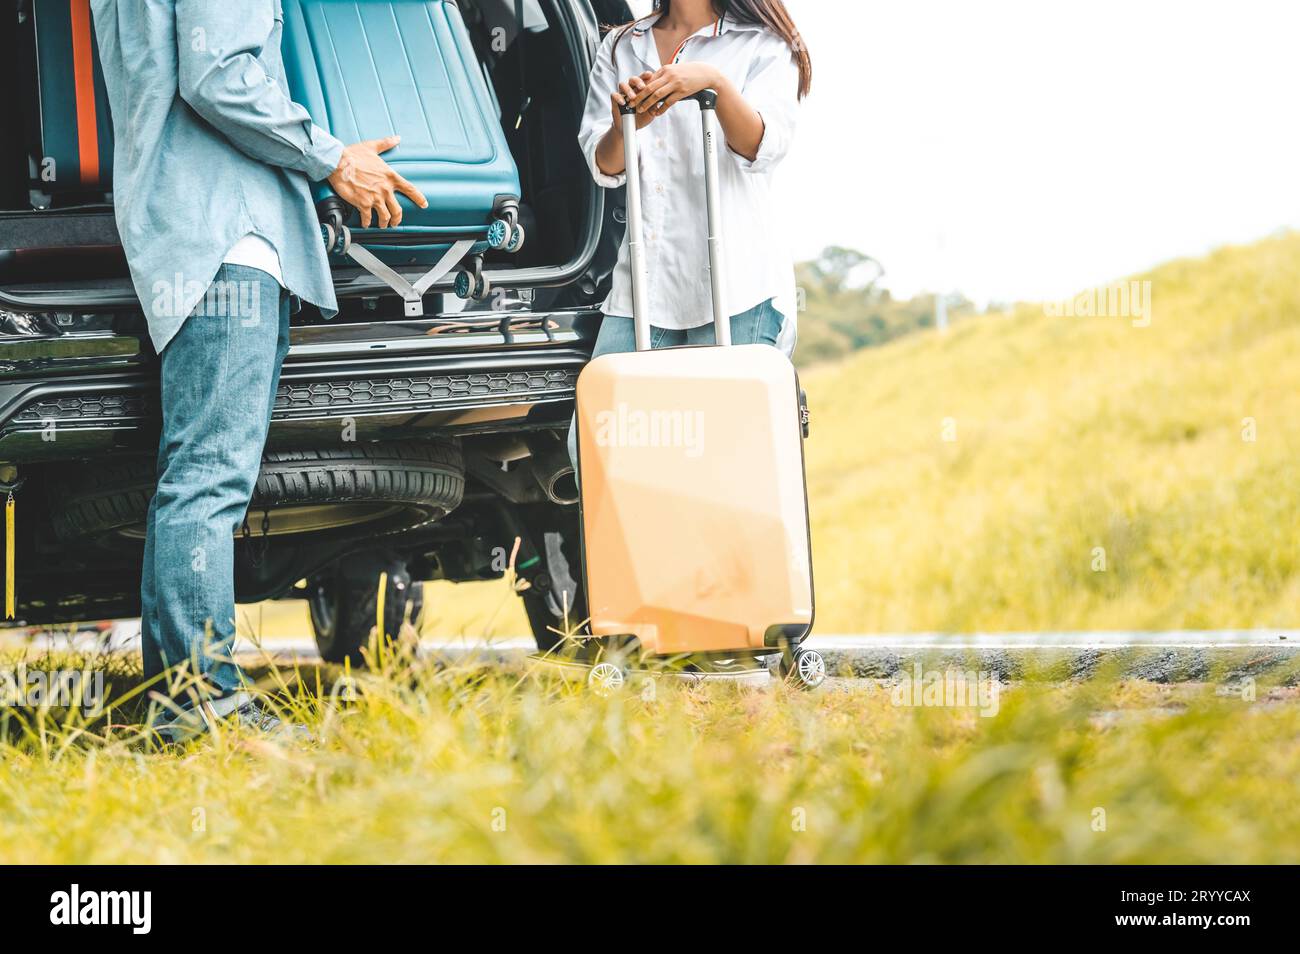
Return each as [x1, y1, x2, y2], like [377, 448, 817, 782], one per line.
[90, 0, 427, 737]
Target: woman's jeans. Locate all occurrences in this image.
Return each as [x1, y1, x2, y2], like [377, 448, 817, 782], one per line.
[140, 265, 289, 700]
[567, 298, 785, 472]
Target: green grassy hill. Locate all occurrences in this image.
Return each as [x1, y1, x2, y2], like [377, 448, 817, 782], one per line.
[805, 232, 1300, 633]
[247, 232, 1300, 640]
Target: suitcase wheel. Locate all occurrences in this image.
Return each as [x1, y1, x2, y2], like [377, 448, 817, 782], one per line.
[587, 661, 627, 696]
[505, 223, 526, 254]
[454, 269, 472, 299]
[454, 266, 491, 301]
[779, 648, 826, 690]
[486, 218, 511, 250]
[321, 223, 350, 257]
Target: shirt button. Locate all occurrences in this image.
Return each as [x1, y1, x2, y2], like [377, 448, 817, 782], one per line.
[656, 138, 665, 150]
[655, 183, 665, 194]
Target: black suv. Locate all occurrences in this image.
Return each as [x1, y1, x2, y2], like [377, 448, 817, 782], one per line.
[0, 0, 633, 660]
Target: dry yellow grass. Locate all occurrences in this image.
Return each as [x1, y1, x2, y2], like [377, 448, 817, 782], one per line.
[803, 232, 1300, 632]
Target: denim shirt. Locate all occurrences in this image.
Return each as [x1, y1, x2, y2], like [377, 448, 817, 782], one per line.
[90, 0, 345, 352]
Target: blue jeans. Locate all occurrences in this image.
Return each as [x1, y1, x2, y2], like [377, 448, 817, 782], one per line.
[140, 265, 289, 699]
[567, 299, 785, 471]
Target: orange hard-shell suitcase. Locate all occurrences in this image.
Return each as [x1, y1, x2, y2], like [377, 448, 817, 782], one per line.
[574, 92, 821, 686]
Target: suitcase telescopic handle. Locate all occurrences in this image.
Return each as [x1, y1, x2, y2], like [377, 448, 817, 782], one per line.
[620, 89, 731, 352]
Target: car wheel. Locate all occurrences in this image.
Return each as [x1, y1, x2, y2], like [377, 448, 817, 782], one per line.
[512, 517, 587, 654]
[521, 590, 568, 653]
[307, 556, 425, 666]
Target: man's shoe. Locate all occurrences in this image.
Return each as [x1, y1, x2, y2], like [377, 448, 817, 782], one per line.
[153, 692, 310, 743]
[232, 698, 312, 742]
[152, 690, 253, 744]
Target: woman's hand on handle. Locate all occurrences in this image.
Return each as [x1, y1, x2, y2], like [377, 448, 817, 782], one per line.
[628, 63, 722, 116]
[627, 64, 767, 163]
[610, 73, 659, 130]
[596, 72, 657, 177]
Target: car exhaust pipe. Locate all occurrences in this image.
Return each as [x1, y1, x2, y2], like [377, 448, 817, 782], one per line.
[526, 434, 579, 506]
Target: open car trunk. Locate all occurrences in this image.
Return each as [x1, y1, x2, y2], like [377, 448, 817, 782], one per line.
[0, 0, 627, 324]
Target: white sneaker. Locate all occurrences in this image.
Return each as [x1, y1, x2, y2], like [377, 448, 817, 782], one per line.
[152, 690, 253, 744]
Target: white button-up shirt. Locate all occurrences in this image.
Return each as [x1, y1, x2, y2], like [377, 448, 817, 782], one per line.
[578, 13, 801, 354]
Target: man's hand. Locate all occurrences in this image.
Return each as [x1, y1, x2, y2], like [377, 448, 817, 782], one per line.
[327, 135, 428, 228]
[629, 63, 724, 117]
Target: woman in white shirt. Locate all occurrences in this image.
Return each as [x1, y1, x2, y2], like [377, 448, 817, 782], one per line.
[570, 0, 810, 464]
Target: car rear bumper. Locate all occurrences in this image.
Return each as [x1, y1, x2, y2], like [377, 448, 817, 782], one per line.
[0, 308, 597, 463]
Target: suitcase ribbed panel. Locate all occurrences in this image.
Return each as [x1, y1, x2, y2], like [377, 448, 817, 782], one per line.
[282, 0, 521, 234]
[294, 1, 484, 158]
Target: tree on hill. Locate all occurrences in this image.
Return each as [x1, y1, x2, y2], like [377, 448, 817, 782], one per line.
[793, 246, 974, 367]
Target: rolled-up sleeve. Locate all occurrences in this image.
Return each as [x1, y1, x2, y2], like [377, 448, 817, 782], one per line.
[732, 35, 801, 174]
[578, 30, 627, 189]
[176, 0, 344, 181]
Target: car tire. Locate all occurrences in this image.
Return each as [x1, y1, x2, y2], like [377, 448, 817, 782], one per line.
[513, 516, 588, 654]
[522, 590, 566, 653]
[47, 440, 465, 543]
[306, 556, 425, 666]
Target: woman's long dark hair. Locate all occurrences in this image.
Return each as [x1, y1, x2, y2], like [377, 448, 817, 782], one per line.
[612, 0, 812, 99]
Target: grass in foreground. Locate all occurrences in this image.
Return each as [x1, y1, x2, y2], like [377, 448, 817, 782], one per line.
[0, 652, 1297, 864]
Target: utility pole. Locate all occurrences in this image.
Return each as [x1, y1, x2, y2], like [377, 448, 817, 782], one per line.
[934, 230, 949, 333]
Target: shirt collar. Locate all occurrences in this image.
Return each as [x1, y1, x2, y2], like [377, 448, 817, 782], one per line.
[627, 12, 659, 41]
[719, 13, 767, 36]
[626, 15, 659, 69]
[628, 9, 768, 35]
[627, 11, 761, 68]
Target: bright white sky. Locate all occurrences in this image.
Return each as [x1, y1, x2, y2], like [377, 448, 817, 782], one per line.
[631, 0, 1300, 303]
